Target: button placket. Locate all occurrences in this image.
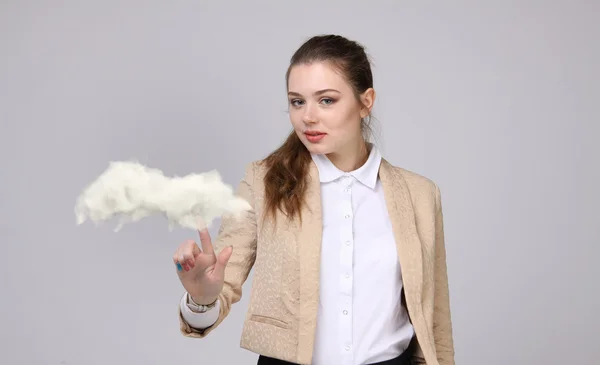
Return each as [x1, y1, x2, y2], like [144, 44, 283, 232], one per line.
[338, 175, 354, 362]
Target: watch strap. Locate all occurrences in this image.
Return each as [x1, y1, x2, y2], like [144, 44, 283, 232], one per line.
[186, 293, 218, 313]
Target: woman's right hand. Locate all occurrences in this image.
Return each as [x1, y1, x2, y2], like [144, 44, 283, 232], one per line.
[173, 228, 233, 305]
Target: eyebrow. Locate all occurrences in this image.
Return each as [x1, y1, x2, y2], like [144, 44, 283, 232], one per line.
[287, 89, 341, 97]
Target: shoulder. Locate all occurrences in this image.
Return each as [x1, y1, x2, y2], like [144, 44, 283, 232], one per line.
[381, 158, 442, 207]
[246, 159, 267, 175]
[383, 159, 439, 190]
[238, 159, 269, 186]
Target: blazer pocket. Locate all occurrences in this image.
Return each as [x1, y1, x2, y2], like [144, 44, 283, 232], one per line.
[249, 314, 290, 329]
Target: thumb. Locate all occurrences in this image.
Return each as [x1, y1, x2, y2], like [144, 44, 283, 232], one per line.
[214, 246, 233, 278]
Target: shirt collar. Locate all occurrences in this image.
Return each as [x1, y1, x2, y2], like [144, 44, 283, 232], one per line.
[310, 143, 382, 189]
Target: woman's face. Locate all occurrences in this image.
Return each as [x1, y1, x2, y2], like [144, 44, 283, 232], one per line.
[287, 62, 373, 156]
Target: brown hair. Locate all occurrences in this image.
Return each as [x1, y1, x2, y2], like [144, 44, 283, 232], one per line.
[261, 34, 375, 223]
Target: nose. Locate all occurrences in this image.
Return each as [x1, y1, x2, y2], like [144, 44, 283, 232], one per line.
[302, 105, 317, 124]
[302, 115, 317, 124]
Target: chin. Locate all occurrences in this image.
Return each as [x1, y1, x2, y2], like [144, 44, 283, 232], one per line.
[301, 141, 330, 155]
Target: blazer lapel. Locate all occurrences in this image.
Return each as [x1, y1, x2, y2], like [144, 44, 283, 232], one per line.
[296, 161, 323, 363]
[379, 160, 424, 311]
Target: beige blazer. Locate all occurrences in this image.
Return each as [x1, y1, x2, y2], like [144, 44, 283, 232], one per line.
[179, 158, 455, 365]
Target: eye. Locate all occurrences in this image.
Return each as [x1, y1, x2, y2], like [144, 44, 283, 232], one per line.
[290, 99, 304, 107]
[320, 98, 335, 105]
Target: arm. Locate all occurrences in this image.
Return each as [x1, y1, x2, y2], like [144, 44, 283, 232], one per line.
[178, 162, 258, 337]
[432, 184, 455, 365]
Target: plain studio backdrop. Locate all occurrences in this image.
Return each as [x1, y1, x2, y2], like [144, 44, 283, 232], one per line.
[1, 1, 598, 365]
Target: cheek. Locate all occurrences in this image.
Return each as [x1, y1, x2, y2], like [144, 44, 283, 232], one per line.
[289, 111, 303, 129]
[325, 108, 361, 133]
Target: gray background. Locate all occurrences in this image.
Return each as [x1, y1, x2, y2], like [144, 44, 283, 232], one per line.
[1, 1, 598, 364]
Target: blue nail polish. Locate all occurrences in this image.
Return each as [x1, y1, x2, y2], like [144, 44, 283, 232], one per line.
[176, 262, 183, 271]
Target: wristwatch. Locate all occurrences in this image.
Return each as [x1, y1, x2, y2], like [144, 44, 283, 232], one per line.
[186, 293, 218, 313]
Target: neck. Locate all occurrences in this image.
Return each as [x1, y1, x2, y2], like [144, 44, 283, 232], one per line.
[326, 139, 370, 172]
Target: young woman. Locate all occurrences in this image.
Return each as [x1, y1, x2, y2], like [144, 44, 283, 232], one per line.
[173, 34, 455, 365]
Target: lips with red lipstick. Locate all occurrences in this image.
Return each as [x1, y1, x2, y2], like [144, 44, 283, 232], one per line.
[304, 130, 327, 143]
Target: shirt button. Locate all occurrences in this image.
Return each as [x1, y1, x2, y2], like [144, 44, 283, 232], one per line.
[344, 214, 350, 219]
[345, 241, 351, 246]
[345, 345, 351, 351]
[343, 310, 348, 315]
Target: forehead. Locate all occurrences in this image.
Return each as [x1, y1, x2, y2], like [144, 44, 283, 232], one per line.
[287, 62, 352, 94]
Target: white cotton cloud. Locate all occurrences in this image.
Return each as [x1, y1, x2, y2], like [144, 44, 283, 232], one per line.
[74, 160, 252, 232]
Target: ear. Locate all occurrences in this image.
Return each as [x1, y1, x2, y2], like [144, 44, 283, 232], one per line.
[359, 88, 376, 118]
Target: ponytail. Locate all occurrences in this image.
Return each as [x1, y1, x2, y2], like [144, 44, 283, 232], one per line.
[261, 131, 312, 223]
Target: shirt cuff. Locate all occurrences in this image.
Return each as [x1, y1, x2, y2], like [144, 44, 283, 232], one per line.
[179, 293, 220, 329]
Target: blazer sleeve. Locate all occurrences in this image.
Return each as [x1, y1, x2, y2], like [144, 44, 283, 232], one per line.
[433, 184, 455, 365]
[178, 162, 258, 338]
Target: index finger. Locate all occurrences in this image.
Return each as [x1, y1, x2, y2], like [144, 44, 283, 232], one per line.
[198, 228, 214, 255]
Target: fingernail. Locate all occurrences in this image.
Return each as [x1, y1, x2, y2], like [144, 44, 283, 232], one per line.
[176, 262, 183, 272]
